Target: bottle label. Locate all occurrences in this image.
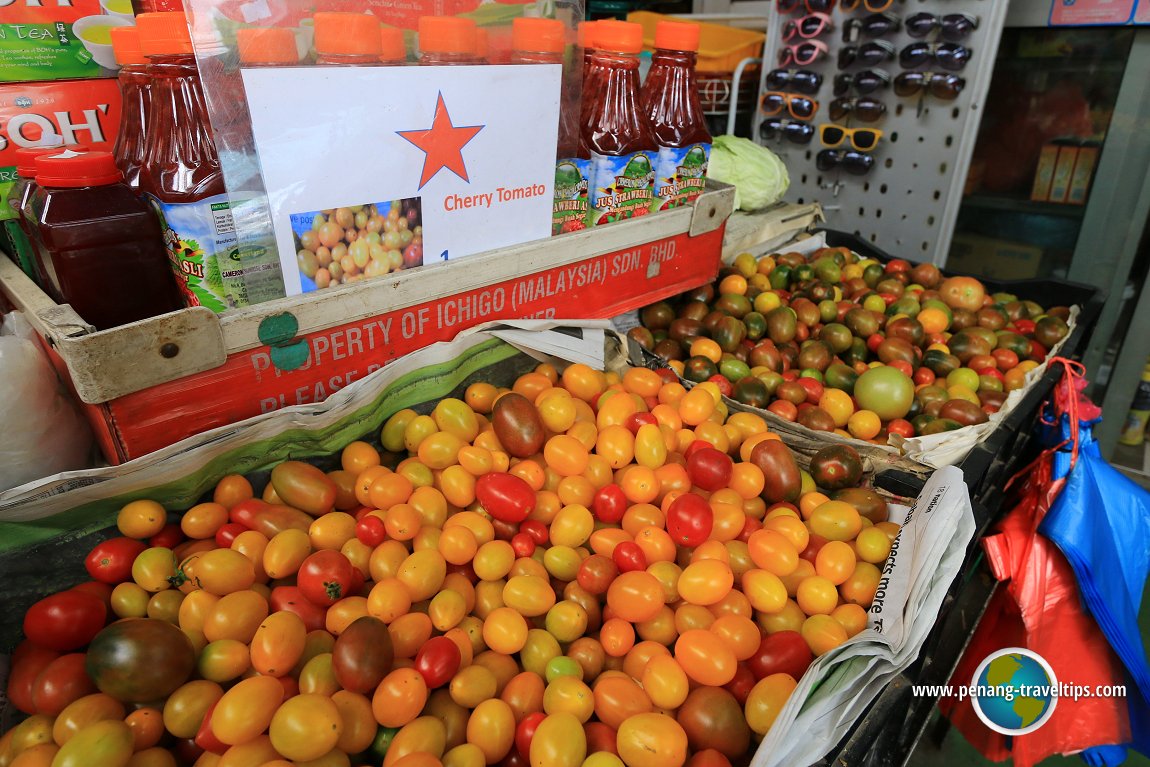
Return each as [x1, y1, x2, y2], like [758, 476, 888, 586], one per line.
[553, 157, 591, 235]
[588, 150, 656, 227]
[654, 143, 710, 212]
[148, 192, 282, 312]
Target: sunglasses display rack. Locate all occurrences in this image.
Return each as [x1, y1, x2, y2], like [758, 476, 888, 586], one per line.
[755, 0, 1008, 266]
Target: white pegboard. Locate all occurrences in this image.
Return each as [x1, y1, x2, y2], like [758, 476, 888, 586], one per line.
[755, 0, 1008, 265]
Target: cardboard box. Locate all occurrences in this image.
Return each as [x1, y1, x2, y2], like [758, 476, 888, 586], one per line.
[0, 78, 122, 220]
[1030, 143, 1059, 202]
[0, 0, 134, 82]
[1068, 144, 1099, 205]
[1048, 145, 1079, 204]
[947, 233, 1043, 281]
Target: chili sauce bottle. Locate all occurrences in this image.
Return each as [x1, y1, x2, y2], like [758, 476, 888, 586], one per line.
[419, 17, 481, 65]
[314, 13, 382, 66]
[581, 21, 656, 227]
[28, 151, 181, 330]
[642, 20, 711, 211]
[110, 26, 150, 192]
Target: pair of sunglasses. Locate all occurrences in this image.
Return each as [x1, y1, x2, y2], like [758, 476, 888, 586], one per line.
[829, 96, 886, 123]
[760, 118, 815, 145]
[839, 40, 895, 69]
[893, 71, 966, 100]
[906, 12, 979, 42]
[900, 42, 971, 71]
[766, 68, 823, 95]
[762, 91, 819, 120]
[843, 13, 900, 42]
[841, 0, 892, 11]
[783, 12, 833, 40]
[821, 123, 882, 151]
[778, 0, 835, 13]
[779, 39, 828, 66]
[834, 68, 890, 96]
[817, 149, 874, 175]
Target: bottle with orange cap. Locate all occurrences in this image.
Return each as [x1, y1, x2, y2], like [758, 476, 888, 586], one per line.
[419, 16, 481, 65]
[314, 12, 382, 66]
[5, 140, 65, 285]
[110, 26, 151, 192]
[642, 20, 710, 211]
[510, 18, 589, 236]
[26, 150, 181, 330]
[581, 20, 656, 227]
[135, 11, 241, 312]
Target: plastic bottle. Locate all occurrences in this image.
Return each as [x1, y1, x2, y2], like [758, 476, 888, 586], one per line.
[510, 18, 589, 236]
[578, 21, 597, 91]
[136, 12, 235, 313]
[110, 26, 150, 191]
[380, 26, 407, 65]
[475, 28, 489, 64]
[27, 150, 181, 330]
[1119, 364, 1150, 446]
[419, 17, 481, 65]
[6, 142, 65, 284]
[642, 20, 711, 211]
[314, 13, 382, 66]
[236, 27, 299, 67]
[581, 21, 656, 227]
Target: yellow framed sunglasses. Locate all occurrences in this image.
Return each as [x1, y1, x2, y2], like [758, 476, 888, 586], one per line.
[819, 124, 883, 151]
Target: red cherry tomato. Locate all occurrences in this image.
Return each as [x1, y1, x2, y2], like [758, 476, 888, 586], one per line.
[214, 522, 248, 548]
[356, 515, 386, 547]
[625, 413, 659, 435]
[85, 537, 147, 584]
[520, 520, 549, 546]
[887, 418, 915, 439]
[707, 375, 733, 398]
[148, 523, 184, 550]
[889, 360, 914, 378]
[655, 368, 678, 384]
[1014, 319, 1036, 335]
[666, 493, 713, 547]
[684, 440, 712, 459]
[6, 641, 60, 714]
[612, 542, 648, 574]
[592, 484, 628, 524]
[511, 533, 536, 558]
[866, 334, 884, 353]
[476, 472, 536, 523]
[270, 585, 328, 632]
[577, 555, 618, 595]
[748, 631, 813, 680]
[297, 550, 357, 607]
[1029, 340, 1048, 363]
[687, 447, 733, 492]
[516, 712, 547, 758]
[796, 377, 824, 405]
[23, 590, 107, 652]
[414, 635, 462, 688]
[886, 259, 910, 274]
[195, 700, 229, 754]
[723, 663, 756, 705]
[912, 367, 935, 387]
[738, 516, 762, 543]
[584, 722, 618, 755]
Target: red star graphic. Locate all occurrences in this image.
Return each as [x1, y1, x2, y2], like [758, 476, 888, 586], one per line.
[397, 92, 484, 190]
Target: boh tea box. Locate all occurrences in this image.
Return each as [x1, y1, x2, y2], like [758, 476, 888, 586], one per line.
[1, 0, 135, 82]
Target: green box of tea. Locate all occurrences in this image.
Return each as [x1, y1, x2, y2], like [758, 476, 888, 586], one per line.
[1, 0, 135, 82]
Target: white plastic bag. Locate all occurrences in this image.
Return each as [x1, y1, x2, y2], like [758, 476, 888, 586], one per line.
[0, 311, 94, 491]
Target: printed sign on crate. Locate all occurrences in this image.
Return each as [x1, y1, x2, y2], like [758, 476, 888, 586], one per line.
[1049, 0, 1136, 25]
[243, 64, 562, 295]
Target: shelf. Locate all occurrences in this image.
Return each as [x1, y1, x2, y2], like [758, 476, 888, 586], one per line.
[960, 193, 1088, 219]
[1113, 441, 1150, 490]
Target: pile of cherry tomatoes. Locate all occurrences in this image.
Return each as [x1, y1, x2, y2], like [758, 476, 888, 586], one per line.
[3, 362, 900, 767]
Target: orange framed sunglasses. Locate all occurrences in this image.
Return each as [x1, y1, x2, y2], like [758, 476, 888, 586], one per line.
[761, 91, 819, 120]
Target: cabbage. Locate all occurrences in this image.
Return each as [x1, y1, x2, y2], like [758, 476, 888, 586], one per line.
[708, 135, 790, 211]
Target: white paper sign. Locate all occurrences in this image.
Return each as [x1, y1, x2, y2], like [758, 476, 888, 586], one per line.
[243, 64, 562, 295]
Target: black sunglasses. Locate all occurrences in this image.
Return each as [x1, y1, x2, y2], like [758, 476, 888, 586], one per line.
[833, 69, 890, 96]
[766, 68, 824, 95]
[816, 149, 874, 175]
[843, 13, 900, 42]
[893, 71, 966, 100]
[778, 0, 836, 13]
[900, 42, 972, 71]
[906, 12, 979, 42]
[829, 96, 887, 123]
[760, 118, 815, 145]
[839, 40, 895, 69]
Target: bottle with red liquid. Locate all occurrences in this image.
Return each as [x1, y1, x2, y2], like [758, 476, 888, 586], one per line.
[511, 18, 589, 236]
[6, 142, 64, 284]
[642, 20, 711, 211]
[314, 13, 382, 66]
[581, 21, 655, 227]
[419, 17, 481, 65]
[27, 150, 181, 330]
[110, 26, 150, 191]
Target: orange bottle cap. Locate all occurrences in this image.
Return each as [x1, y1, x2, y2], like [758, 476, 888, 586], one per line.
[236, 27, 298, 64]
[314, 12, 382, 56]
[577, 20, 598, 49]
[136, 12, 193, 56]
[654, 20, 700, 52]
[110, 26, 145, 66]
[512, 17, 564, 54]
[594, 20, 642, 54]
[380, 26, 406, 61]
[34, 151, 123, 188]
[418, 16, 476, 55]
